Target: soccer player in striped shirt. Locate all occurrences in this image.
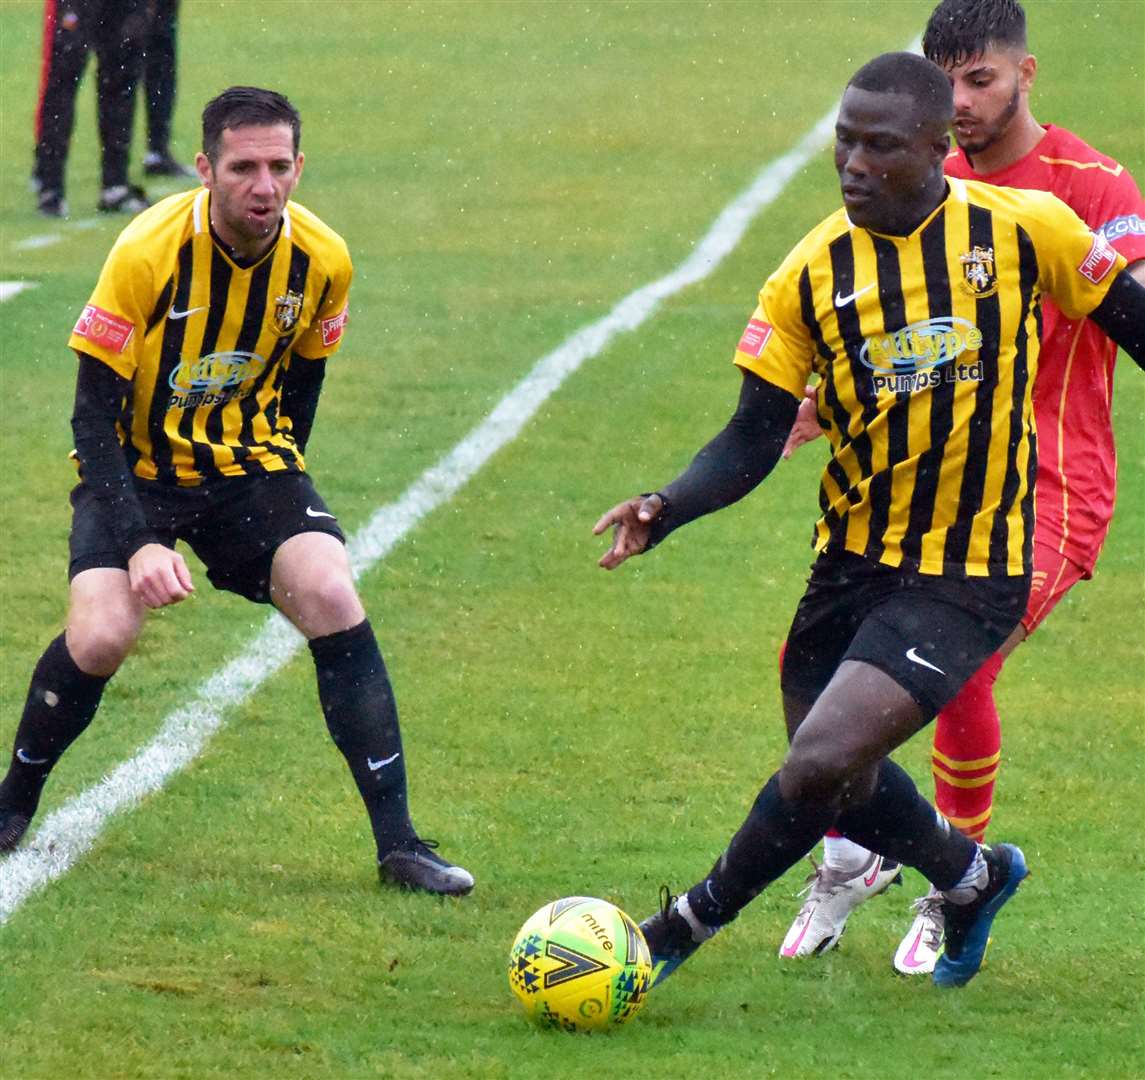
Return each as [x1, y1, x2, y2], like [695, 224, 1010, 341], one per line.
[777, 0, 1145, 974]
[0, 87, 473, 897]
[595, 51, 1145, 990]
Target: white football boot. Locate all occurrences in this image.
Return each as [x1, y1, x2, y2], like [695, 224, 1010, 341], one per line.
[893, 888, 945, 975]
[779, 853, 902, 957]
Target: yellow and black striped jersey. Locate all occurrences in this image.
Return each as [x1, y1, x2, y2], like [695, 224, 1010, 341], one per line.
[734, 177, 1126, 577]
[69, 187, 352, 484]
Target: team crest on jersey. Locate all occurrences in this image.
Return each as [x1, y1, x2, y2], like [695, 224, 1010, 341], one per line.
[271, 290, 304, 334]
[959, 245, 998, 298]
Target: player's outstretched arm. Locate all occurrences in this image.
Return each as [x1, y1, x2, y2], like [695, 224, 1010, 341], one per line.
[594, 370, 799, 570]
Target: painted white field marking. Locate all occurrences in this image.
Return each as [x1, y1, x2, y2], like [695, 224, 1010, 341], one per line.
[13, 216, 104, 251]
[0, 282, 37, 303]
[13, 235, 62, 251]
[1, 99, 841, 925]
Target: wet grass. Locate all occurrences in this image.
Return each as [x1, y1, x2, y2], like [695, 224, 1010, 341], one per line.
[1, 2, 1142, 1077]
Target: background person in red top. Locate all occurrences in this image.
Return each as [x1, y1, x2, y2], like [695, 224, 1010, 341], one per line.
[777, 0, 1145, 973]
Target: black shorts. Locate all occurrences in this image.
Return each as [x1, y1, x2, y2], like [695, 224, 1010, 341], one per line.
[780, 551, 1029, 716]
[68, 471, 345, 603]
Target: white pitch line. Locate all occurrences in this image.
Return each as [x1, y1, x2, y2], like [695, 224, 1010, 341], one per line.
[13, 216, 104, 251]
[0, 99, 841, 926]
[13, 234, 62, 251]
[0, 282, 37, 303]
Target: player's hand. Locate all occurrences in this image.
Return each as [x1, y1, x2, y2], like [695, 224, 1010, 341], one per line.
[593, 493, 664, 570]
[781, 384, 822, 459]
[128, 543, 195, 608]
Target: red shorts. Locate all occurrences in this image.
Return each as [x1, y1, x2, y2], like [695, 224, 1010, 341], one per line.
[1022, 539, 1089, 635]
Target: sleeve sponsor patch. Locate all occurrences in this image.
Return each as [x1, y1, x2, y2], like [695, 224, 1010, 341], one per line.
[1099, 213, 1145, 243]
[72, 304, 135, 353]
[737, 317, 774, 358]
[320, 304, 348, 348]
[1077, 232, 1119, 285]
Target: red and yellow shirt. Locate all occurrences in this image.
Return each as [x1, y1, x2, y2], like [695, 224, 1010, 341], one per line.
[946, 125, 1145, 573]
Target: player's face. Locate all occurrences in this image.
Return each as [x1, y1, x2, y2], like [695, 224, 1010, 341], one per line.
[834, 86, 949, 234]
[196, 124, 304, 259]
[942, 47, 1035, 158]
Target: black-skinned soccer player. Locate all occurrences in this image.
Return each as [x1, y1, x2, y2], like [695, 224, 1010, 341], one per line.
[595, 51, 1145, 991]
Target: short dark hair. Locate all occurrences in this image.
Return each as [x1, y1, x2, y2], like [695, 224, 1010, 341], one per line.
[201, 86, 301, 163]
[847, 52, 955, 132]
[923, 0, 1028, 69]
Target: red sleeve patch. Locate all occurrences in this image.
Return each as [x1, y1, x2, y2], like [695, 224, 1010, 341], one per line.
[320, 305, 348, 348]
[73, 304, 135, 353]
[1077, 233, 1118, 285]
[737, 318, 774, 358]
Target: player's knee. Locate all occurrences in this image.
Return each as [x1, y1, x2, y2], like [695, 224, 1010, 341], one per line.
[297, 574, 365, 632]
[779, 743, 850, 805]
[319, 573, 362, 618]
[66, 614, 139, 675]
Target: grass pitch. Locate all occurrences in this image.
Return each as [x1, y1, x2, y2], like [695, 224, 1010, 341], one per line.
[1, 2, 1142, 1077]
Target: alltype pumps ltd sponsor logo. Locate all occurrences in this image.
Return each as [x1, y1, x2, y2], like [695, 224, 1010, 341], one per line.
[859, 317, 985, 393]
[167, 350, 267, 410]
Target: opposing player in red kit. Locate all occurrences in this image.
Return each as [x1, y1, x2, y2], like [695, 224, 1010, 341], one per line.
[777, 0, 1145, 973]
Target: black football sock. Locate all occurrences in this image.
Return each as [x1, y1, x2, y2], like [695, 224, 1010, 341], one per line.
[684, 773, 838, 927]
[834, 757, 976, 890]
[0, 635, 109, 815]
[308, 620, 416, 857]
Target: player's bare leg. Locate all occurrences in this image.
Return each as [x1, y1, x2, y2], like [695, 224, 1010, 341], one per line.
[268, 531, 365, 639]
[0, 569, 146, 851]
[777, 670, 903, 958]
[640, 662, 1027, 988]
[778, 620, 1025, 970]
[270, 532, 473, 895]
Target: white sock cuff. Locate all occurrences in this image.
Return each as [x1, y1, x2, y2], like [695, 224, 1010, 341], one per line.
[675, 894, 718, 942]
[822, 835, 874, 875]
[941, 846, 989, 905]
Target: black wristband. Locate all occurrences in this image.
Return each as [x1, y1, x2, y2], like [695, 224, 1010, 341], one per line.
[642, 492, 672, 550]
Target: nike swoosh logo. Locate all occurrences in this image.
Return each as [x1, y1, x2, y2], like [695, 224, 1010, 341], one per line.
[834, 283, 875, 307]
[305, 506, 337, 519]
[905, 647, 946, 675]
[16, 748, 50, 765]
[863, 858, 883, 888]
[168, 306, 207, 320]
[902, 930, 928, 968]
[780, 914, 812, 958]
[367, 752, 400, 771]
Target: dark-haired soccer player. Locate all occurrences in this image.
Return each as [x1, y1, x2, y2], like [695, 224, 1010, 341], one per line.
[595, 51, 1145, 990]
[778, 0, 1145, 975]
[0, 86, 473, 897]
